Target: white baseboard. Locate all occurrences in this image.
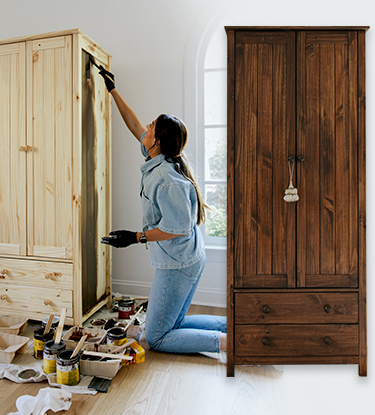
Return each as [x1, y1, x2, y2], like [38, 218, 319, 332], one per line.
[112, 279, 226, 308]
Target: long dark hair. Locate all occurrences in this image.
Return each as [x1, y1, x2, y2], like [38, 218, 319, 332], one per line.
[155, 114, 206, 225]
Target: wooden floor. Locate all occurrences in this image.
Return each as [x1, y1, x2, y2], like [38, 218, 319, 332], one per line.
[1, 305, 285, 415]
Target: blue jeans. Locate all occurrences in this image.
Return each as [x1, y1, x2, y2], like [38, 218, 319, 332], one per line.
[145, 253, 227, 354]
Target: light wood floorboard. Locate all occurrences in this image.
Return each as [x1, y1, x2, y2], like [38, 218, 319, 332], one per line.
[1, 305, 285, 415]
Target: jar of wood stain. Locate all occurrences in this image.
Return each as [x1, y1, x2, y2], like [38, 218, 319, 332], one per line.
[43, 340, 66, 374]
[118, 299, 134, 319]
[41, 316, 60, 338]
[56, 350, 80, 386]
[33, 328, 54, 359]
[107, 327, 127, 346]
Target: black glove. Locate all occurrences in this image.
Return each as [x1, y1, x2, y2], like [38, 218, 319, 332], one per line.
[101, 230, 137, 248]
[99, 67, 115, 92]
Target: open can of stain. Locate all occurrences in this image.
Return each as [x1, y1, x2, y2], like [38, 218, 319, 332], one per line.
[41, 316, 60, 336]
[107, 327, 127, 346]
[56, 349, 80, 386]
[43, 339, 66, 374]
[33, 328, 54, 359]
[118, 299, 134, 319]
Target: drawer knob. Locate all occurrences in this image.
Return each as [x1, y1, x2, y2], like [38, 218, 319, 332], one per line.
[324, 305, 332, 313]
[44, 299, 52, 306]
[45, 272, 62, 281]
[0, 269, 9, 278]
[0, 294, 8, 300]
[324, 337, 332, 345]
[262, 305, 270, 314]
[262, 337, 270, 346]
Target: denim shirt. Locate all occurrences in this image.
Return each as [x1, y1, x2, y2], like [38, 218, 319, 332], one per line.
[140, 131, 205, 269]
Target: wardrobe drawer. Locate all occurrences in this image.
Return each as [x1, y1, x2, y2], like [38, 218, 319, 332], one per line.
[0, 257, 73, 290]
[235, 324, 358, 357]
[235, 293, 358, 324]
[0, 283, 73, 318]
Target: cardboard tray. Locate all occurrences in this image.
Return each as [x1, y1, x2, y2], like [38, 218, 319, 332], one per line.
[62, 326, 106, 349]
[0, 333, 29, 364]
[0, 317, 28, 335]
[80, 344, 125, 379]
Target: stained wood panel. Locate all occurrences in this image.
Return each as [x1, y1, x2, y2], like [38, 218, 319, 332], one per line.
[27, 36, 73, 259]
[0, 42, 26, 256]
[235, 292, 358, 324]
[235, 324, 359, 356]
[297, 31, 358, 288]
[234, 31, 295, 288]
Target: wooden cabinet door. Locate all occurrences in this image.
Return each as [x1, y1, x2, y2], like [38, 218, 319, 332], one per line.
[26, 36, 73, 259]
[297, 31, 359, 288]
[0, 42, 27, 256]
[233, 31, 296, 288]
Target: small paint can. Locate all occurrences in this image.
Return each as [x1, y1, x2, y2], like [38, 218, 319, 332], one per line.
[33, 328, 54, 359]
[43, 339, 66, 374]
[118, 299, 134, 319]
[107, 327, 127, 346]
[56, 350, 80, 386]
[41, 316, 60, 332]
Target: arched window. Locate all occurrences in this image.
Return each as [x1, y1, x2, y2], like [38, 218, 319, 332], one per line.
[201, 28, 227, 245]
[184, 11, 235, 249]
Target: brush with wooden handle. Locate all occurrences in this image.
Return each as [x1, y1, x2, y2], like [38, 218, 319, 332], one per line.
[54, 308, 66, 344]
[122, 306, 143, 333]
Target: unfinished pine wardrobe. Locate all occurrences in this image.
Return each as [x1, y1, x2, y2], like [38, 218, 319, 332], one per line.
[226, 27, 368, 376]
[0, 29, 112, 325]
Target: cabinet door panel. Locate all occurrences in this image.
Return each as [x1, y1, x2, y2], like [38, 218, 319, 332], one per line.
[297, 31, 358, 287]
[234, 32, 296, 288]
[27, 36, 73, 259]
[0, 43, 26, 256]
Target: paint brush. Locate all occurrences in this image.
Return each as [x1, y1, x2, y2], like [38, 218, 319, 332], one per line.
[122, 306, 143, 333]
[89, 54, 102, 70]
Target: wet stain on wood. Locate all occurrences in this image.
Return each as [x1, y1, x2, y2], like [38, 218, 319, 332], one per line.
[81, 50, 98, 315]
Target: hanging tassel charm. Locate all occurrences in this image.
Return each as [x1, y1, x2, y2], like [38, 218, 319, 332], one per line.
[283, 158, 299, 202]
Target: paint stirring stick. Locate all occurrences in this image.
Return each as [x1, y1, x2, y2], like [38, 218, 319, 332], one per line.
[71, 335, 87, 358]
[43, 315, 54, 335]
[54, 308, 66, 344]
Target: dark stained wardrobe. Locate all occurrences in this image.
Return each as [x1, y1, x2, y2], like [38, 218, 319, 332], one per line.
[226, 27, 368, 376]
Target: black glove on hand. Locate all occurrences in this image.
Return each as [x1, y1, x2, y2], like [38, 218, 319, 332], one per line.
[99, 67, 115, 92]
[101, 230, 137, 248]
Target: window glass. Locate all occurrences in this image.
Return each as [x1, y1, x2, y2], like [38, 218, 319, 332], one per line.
[205, 128, 227, 181]
[204, 71, 227, 125]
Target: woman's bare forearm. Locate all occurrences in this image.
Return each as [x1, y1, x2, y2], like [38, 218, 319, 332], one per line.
[111, 89, 146, 141]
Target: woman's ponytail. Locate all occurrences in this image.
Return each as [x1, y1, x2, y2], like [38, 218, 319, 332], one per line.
[155, 114, 207, 225]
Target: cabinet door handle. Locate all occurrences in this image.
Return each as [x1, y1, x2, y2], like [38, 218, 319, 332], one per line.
[19, 145, 32, 152]
[324, 305, 332, 313]
[262, 337, 270, 346]
[262, 305, 270, 314]
[0, 294, 8, 300]
[45, 272, 62, 281]
[44, 299, 52, 306]
[324, 337, 332, 345]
